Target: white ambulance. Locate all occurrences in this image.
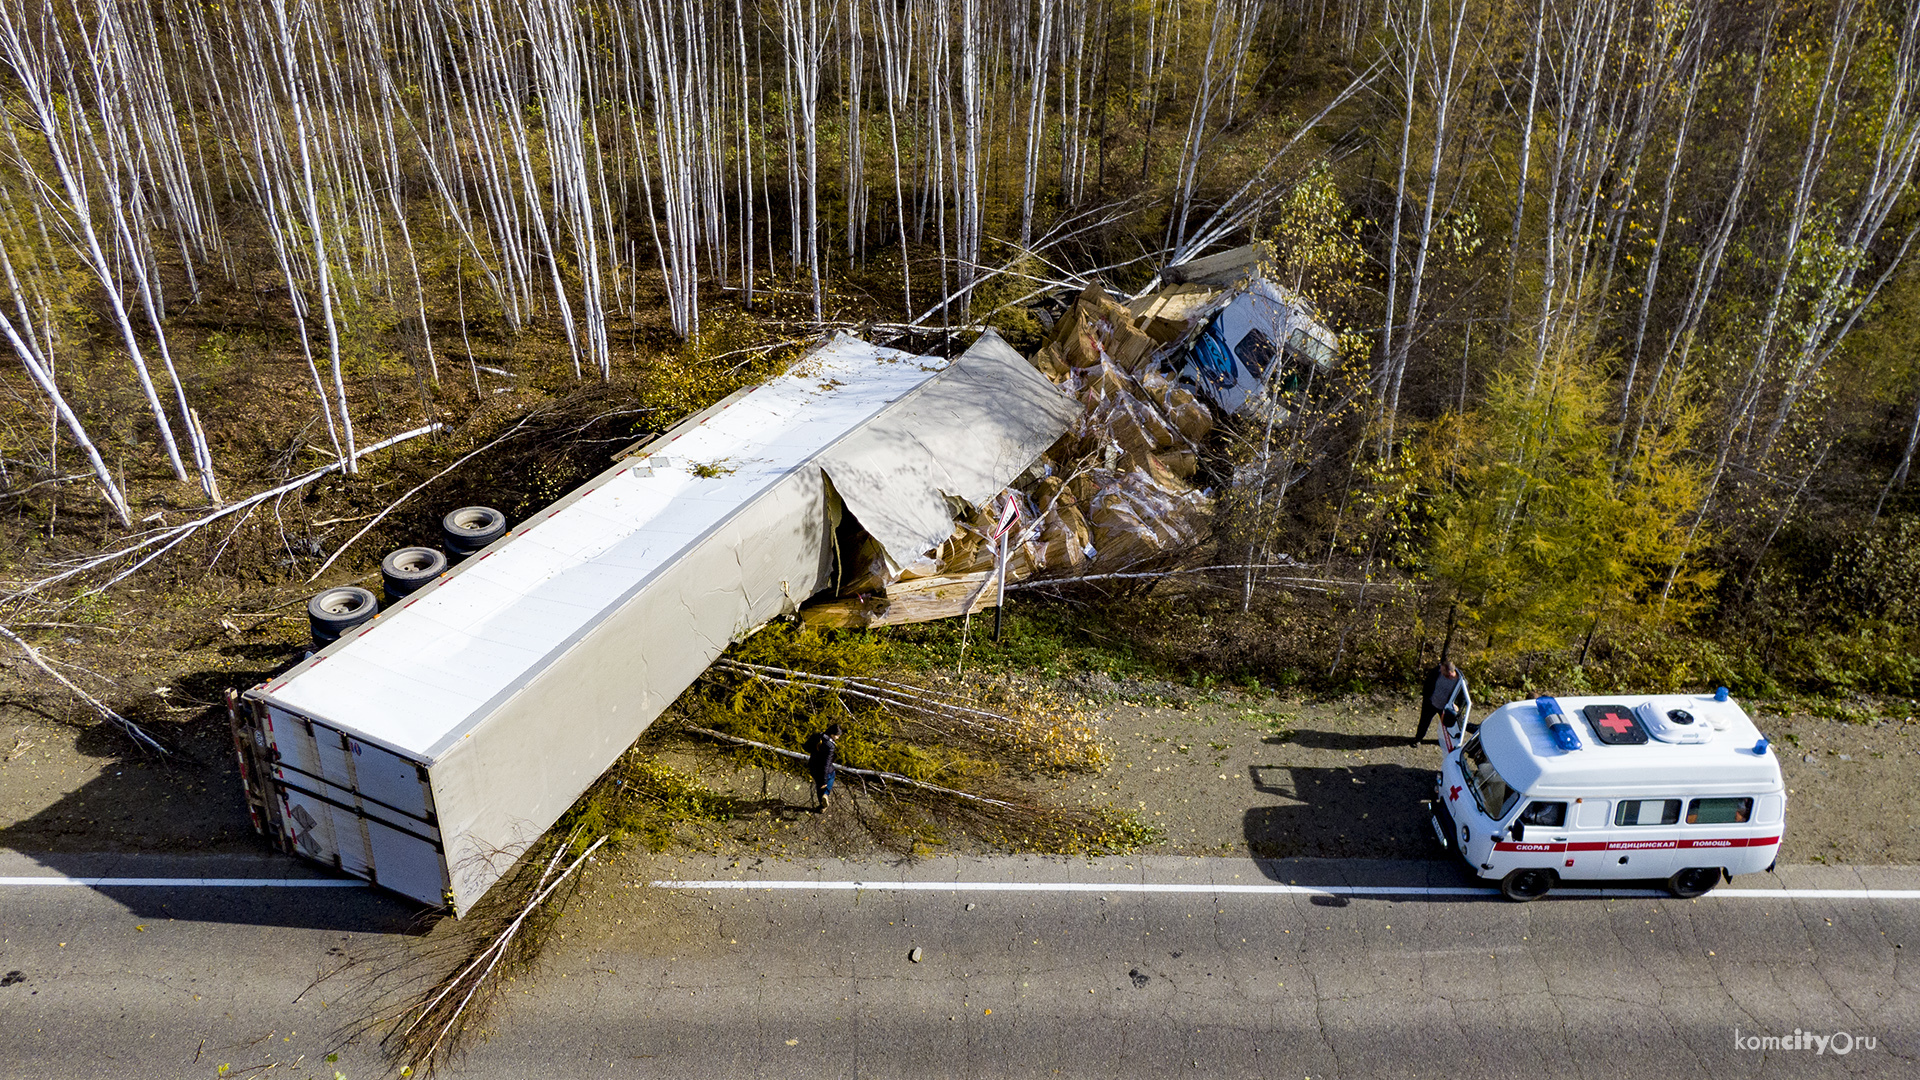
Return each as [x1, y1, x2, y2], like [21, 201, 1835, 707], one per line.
[1427, 690, 1785, 901]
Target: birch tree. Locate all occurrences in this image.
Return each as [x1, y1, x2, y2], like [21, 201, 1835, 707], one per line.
[778, 0, 836, 320]
[0, 241, 131, 526]
[0, 0, 191, 482]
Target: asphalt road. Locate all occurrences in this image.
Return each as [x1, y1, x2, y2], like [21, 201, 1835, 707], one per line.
[1, 852, 1915, 1079]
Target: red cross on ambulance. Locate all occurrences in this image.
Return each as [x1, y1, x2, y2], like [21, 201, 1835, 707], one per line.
[1595, 710, 1636, 735]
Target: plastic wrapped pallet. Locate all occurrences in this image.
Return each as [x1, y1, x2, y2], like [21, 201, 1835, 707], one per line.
[1082, 469, 1210, 569]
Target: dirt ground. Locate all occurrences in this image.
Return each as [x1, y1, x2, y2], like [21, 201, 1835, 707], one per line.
[10, 646, 1914, 868]
[657, 677, 1920, 868]
[0, 634, 279, 854]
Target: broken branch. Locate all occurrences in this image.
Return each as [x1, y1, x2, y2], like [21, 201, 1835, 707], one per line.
[0, 472, 90, 498]
[0, 623, 168, 755]
[307, 418, 535, 582]
[3, 423, 444, 603]
[387, 832, 606, 1072]
[1006, 563, 1386, 593]
[712, 659, 1025, 733]
[683, 726, 1017, 808]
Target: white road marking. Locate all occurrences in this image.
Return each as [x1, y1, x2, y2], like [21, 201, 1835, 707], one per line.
[1715, 888, 1920, 899]
[0, 876, 365, 888]
[662, 879, 1499, 896]
[3, 875, 1913, 900]
[656, 879, 1587, 897]
[654, 879, 1920, 900]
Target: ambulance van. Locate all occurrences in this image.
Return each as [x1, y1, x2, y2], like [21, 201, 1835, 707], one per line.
[1427, 690, 1785, 901]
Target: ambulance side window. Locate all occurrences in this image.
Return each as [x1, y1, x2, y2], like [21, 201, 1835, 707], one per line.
[1574, 800, 1610, 828]
[1686, 797, 1753, 824]
[1614, 799, 1681, 826]
[1518, 801, 1566, 827]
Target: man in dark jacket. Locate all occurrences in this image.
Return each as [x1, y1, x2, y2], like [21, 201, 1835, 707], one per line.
[805, 723, 842, 811]
[1413, 661, 1471, 745]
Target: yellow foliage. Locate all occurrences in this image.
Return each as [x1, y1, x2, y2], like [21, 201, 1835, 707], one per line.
[1415, 336, 1716, 658]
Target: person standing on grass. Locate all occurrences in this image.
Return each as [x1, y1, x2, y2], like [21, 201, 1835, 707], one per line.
[805, 723, 842, 811]
[1413, 661, 1471, 745]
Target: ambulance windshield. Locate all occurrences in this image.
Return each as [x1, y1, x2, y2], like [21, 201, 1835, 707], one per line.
[1460, 736, 1520, 820]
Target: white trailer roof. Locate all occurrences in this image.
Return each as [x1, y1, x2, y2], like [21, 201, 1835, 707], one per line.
[1479, 693, 1782, 794]
[260, 336, 941, 759]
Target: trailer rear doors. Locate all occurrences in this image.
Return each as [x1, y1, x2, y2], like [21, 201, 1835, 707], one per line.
[232, 696, 447, 906]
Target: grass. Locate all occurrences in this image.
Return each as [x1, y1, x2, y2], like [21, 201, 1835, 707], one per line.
[555, 752, 750, 853]
[684, 621, 1110, 782]
[881, 602, 1177, 682]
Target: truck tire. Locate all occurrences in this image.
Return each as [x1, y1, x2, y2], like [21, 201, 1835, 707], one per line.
[1667, 867, 1722, 899]
[442, 506, 506, 557]
[309, 586, 379, 649]
[1500, 868, 1556, 902]
[381, 546, 448, 602]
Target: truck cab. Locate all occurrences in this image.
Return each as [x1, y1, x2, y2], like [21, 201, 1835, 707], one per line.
[1429, 691, 1785, 901]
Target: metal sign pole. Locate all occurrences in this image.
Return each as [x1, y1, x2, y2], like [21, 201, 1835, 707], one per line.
[993, 530, 1008, 642]
[989, 492, 1018, 644]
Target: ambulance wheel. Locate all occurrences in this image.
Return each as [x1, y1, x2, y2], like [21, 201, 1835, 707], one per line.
[1667, 867, 1722, 899]
[1500, 868, 1556, 902]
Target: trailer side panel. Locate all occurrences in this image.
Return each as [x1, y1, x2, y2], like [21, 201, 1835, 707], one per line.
[428, 468, 834, 911]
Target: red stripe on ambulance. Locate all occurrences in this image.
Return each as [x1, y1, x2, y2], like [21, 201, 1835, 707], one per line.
[1503, 835, 1780, 853]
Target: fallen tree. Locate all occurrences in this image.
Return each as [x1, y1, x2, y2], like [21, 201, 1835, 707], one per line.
[0, 623, 169, 754]
[3, 423, 445, 604]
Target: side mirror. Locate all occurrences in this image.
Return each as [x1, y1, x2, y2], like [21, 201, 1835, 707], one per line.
[1511, 821, 1526, 841]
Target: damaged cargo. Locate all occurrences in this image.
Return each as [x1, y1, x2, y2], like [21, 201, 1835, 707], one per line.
[228, 246, 1338, 911]
[232, 331, 1075, 912]
[803, 243, 1339, 628]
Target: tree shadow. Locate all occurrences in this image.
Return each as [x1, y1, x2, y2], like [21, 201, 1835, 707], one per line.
[1, 654, 428, 933]
[1265, 729, 1413, 751]
[1243, 762, 1441, 863]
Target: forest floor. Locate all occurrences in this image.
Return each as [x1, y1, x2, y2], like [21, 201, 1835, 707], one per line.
[3, 625, 1917, 868]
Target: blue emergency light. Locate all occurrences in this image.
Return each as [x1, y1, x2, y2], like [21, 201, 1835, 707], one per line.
[1535, 695, 1583, 751]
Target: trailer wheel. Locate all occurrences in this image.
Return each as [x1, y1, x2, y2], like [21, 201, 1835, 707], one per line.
[1667, 867, 1722, 899]
[1500, 868, 1556, 902]
[381, 546, 448, 602]
[309, 586, 379, 649]
[442, 506, 506, 557]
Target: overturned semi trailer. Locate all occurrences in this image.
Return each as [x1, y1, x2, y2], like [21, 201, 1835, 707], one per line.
[232, 332, 1076, 912]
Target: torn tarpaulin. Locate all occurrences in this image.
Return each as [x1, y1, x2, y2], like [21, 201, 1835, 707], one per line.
[804, 286, 1214, 629]
[817, 329, 1079, 567]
